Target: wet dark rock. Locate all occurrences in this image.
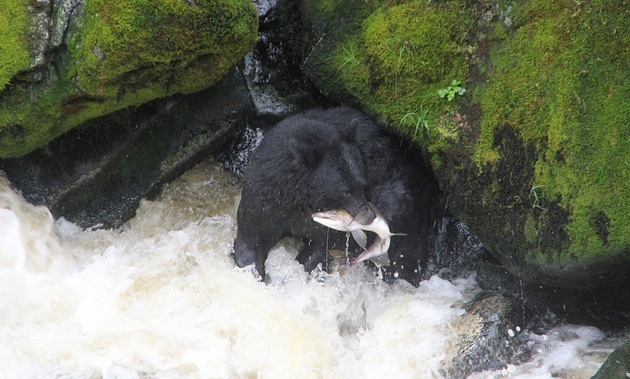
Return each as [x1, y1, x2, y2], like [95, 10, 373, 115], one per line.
[0, 69, 254, 229]
[219, 0, 332, 175]
[218, 117, 273, 178]
[477, 262, 630, 332]
[428, 217, 494, 279]
[241, 0, 328, 116]
[443, 293, 528, 378]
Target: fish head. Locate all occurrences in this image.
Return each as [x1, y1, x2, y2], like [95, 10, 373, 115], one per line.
[311, 209, 355, 232]
[314, 188, 375, 230]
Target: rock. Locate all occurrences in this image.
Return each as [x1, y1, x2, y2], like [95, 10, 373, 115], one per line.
[476, 262, 630, 332]
[242, 0, 326, 116]
[442, 1, 630, 288]
[297, 0, 630, 288]
[298, 0, 469, 122]
[0, 0, 258, 157]
[0, 69, 254, 229]
[591, 339, 630, 379]
[427, 217, 493, 279]
[443, 293, 527, 378]
[0, 1, 50, 87]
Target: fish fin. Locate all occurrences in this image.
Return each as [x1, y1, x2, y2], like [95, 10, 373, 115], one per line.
[352, 251, 389, 267]
[390, 232, 407, 236]
[353, 211, 373, 225]
[351, 230, 368, 249]
[369, 254, 390, 267]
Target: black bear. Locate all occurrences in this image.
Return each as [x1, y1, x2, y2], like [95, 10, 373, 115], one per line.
[233, 107, 438, 284]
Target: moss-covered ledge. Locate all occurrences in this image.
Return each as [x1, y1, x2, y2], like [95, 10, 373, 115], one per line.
[453, 0, 630, 287]
[299, 0, 630, 288]
[300, 0, 470, 154]
[0, 0, 258, 158]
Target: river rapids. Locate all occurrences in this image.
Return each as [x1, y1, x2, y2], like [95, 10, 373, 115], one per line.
[0, 160, 613, 378]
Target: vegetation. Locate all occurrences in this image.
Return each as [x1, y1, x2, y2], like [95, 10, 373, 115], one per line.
[0, 1, 30, 90]
[0, 0, 258, 157]
[476, 0, 630, 266]
[401, 105, 430, 139]
[74, 0, 257, 97]
[438, 80, 466, 102]
[306, 0, 470, 148]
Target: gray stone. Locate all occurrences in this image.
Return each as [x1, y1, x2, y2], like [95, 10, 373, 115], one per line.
[443, 293, 527, 378]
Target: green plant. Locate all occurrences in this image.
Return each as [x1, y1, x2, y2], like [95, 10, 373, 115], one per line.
[338, 41, 360, 72]
[438, 79, 466, 101]
[529, 185, 547, 211]
[401, 105, 430, 139]
[397, 41, 414, 68]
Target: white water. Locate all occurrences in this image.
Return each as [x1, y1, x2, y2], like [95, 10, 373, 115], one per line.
[0, 161, 612, 378]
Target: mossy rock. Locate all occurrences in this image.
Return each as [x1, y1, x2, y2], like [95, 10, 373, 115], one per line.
[0, 0, 258, 158]
[448, 0, 630, 287]
[300, 0, 470, 151]
[300, 0, 630, 287]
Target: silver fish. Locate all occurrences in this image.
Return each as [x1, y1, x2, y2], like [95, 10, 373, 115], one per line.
[311, 208, 370, 249]
[311, 203, 404, 267]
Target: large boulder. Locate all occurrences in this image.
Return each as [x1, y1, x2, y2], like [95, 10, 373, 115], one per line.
[0, 0, 258, 158]
[298, 0, 630, 288]
[0, 69, 255, 229]
[299, 0, 468, 144]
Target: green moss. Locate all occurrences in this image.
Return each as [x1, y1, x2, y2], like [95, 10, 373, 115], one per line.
[477, 0, 630, 266]
[490, 20, 508, 40]
[74, 0, 258, 97]
[0, 1, 31, 90]
[365, 2, 470, 153]
[302, 0, 385, 35]
[0, 0, 258, 158]
[310, 0, 470, 151]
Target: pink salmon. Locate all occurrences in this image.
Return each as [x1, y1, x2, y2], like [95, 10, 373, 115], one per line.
[311, 203, 404, 268]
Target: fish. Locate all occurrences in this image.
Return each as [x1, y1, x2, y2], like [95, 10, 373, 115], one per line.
[350, 203, 406, 265]
[311, 208, 370, 249]
[312, 203, 405, 268]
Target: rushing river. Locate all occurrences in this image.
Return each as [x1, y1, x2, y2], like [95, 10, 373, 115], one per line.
[0, 160, 614, 378]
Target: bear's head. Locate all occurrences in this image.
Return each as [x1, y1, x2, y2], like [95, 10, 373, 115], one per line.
[285, 120, 376, 223]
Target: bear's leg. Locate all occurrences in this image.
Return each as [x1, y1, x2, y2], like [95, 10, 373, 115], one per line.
[296, 243, 328, 272]
[233, 231, 279, 279]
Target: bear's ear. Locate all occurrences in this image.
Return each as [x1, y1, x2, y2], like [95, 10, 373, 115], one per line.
[347, 118, 362, 143]
[288, 138, 320, 167]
